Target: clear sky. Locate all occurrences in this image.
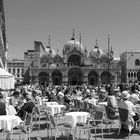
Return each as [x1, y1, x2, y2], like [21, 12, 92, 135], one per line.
[4, 0, 140, 59]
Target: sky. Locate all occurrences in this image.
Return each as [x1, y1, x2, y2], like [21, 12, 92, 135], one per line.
[4, 0, 140, 59]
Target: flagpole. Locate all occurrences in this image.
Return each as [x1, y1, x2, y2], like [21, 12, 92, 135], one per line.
[107, 35, 110, 84]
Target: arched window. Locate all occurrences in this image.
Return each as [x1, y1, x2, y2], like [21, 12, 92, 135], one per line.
[135, 59, 140, 65]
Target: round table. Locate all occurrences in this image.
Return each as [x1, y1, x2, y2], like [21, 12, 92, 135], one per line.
[47, 104, 66, 115]
[64, 112, 90, 128]
[0, 115, 22, 131]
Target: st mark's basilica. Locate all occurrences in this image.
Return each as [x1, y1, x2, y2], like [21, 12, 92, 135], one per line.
[24, 32, 121, 86]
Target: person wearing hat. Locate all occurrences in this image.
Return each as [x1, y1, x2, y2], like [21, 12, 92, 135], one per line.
[57, 91, 64, 105]
[119, 90, 139, 124]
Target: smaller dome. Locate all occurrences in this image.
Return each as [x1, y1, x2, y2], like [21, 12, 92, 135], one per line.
[40, 55, 50, 63]
[89, 46, 106, 58]
[53, 54, 63, 63]
[45, 46, 56, 57]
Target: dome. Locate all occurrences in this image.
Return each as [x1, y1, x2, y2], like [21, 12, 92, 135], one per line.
[89, 46, 106, 58]
[40, 55, 50, 63]
[63, 38, 83, 54]
[53, 54, 63, 63]
[45, 46, 56, 57]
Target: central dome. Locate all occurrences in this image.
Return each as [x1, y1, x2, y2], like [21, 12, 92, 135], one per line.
[63, 38, 83, 55]
[89, 45, 106, 58]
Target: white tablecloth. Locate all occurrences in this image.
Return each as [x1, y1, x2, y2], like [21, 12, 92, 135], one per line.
[47, 105, 65, 115]
[6, 105, 17, 115]
[45, 102, 58, 106]
[64, 112, 90, 128]
[0, 115, 22, 131]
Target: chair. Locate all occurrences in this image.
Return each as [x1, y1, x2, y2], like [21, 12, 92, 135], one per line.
[118, 108, 134, 139]
[88, 110, 104, 140]
[48, 114, 73, 140]
[75, 116, 90, 140]
[9, 112, 33, 140]
[104, 106, 119, 133]
[32, 106, 41, 129]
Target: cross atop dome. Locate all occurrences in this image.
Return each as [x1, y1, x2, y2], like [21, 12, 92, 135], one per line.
[94, 39, 99, 49]
[71, 28, 75, 40]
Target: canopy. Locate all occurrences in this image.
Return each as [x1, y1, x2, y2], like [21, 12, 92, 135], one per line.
[0, 67, 15, 90]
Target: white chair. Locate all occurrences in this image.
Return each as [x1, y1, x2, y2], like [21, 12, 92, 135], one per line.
[49, 114, 73, 140]
[88, 110, 104, 140]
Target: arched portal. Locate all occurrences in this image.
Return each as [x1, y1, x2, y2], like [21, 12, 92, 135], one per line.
[101, 71, 111, 84]
[137, 70, 140, 81]
[38, 72, 49, 86]
[88, 71, 98, 86]
[68, 55, 81, 66]
[68, 67, 83, 85]
[52, 70, 62, 85]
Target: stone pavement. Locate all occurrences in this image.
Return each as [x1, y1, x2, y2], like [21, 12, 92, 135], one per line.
[0, 115, 140, 140]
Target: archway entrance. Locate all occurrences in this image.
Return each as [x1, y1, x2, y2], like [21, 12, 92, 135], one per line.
[38, 72, 49, 87]
[68, 67, 83, 85]
[88, 71, 98, 86]
[101, 71, 111, 84]
[52, 70, 62, 85]
[137, 70, 140, 81]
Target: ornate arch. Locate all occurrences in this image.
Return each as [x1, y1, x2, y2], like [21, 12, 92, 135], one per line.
[88, 70, 99, 86]
[68, 67, 83, 85]
[52, 70, 62, 85]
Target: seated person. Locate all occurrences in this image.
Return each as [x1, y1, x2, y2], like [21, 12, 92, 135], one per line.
[7, 98, 17, 115]
[17, 92, 35, 120]
[0, 93, 6, 115]
[9, 91, 20, 111]
[119, 90, 140, 128]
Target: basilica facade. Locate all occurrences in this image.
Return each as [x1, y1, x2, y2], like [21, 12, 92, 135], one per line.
[24, 33, 121, 86]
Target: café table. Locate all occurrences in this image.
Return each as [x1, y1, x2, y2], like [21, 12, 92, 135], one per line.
[64, 112, 90, 140]
[64, 111, 90, 128]
[45, 101, 58, 106]
[0, 115, 22, 131]
[47, 104, 66, 115]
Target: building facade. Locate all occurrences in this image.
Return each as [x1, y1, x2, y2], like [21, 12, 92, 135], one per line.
[7, 59, 24, 82]
[24, 34, 121, 86]
[120, 51, 140, 83]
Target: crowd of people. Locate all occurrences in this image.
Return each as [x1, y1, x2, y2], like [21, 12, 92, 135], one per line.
[0, 81, 140, 132]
